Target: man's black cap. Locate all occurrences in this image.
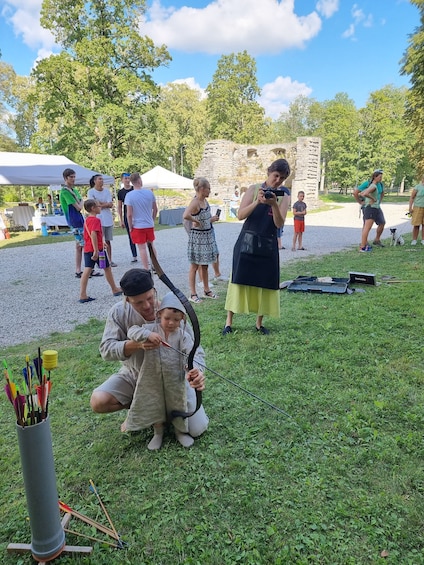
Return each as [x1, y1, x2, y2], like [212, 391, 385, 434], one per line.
[120, 269, 154, 296]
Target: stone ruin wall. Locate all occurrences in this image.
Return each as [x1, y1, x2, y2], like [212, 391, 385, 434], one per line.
[194, 137, 321, 207]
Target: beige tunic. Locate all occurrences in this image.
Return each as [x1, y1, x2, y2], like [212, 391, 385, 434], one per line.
[99, 300, 208, 437]
[124, 322, 194, 432]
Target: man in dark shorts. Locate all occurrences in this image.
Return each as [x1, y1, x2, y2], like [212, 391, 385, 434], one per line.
[117, 173, 138, 263]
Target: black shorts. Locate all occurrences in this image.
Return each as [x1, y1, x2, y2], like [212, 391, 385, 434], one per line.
[363, 206, 385, 225]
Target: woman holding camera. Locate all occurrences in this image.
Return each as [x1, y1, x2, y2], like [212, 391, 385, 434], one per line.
[184, 177, 220, 303]
[223, 159, 291, 335]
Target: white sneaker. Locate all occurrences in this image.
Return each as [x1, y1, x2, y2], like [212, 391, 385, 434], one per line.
[212, 275, 229, 283]
[411, 240, 417, 246]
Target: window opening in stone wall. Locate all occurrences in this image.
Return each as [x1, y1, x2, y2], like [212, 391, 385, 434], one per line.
[247, 149, 258, 158]
[272, 148, 286, 157]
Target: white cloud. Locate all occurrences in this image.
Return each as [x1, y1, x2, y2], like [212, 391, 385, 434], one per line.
[351, 5, 365, 23]
[171, 77, 207, 99]
[342, 24, 355, 39]
[316, 0, 339, 19]
[142, 0, 322, 56]
[258, 76, 313, 119]
[342, 4, 374, 39]
[162, 74, 312, 120]
[2, 0, 56, 55]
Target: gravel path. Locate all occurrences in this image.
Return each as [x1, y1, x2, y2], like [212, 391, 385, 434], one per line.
[0, 202, 409, 347]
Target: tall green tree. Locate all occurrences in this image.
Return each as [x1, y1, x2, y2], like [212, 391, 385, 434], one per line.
[314, 93, 360, 191]
[400, 0, 424, 174]
[359, 85, 411, 188]
[269, 95, 318, 143]
[0, 59, 19, 151]
[157, 83, 208, 177]
[8, 75, 38, 149]
[32, 0, 170, 174]
[206, 51, 265, 144]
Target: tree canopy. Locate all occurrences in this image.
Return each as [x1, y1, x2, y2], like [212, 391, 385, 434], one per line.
[400, 0, 424, 174]
[0, 59, 19, 152]
[0, 1, 419, 196]
[206, 51, 265, 144]
[33, 0, 170, 175]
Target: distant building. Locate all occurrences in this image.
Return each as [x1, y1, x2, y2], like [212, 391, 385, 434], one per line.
[195, 137, 321, 206]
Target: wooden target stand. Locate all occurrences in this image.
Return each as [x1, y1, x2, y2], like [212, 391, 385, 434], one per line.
[7, 482, 123, 562]
[7, 512, 93, 562]
[8, 499, 123, 561]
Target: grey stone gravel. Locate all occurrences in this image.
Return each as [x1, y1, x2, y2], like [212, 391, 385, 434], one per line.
[0, 202, 410, 347]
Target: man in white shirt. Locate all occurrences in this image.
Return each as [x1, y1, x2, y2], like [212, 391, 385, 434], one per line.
[87, 175, 117, 266]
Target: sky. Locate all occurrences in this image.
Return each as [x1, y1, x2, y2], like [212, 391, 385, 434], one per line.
[0, 0, 420, 119]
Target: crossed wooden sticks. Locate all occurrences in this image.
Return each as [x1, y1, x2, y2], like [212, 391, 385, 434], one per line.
[59, 479, 126, 549]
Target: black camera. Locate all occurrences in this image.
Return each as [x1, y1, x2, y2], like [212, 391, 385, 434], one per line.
[264, 189, 286, 199]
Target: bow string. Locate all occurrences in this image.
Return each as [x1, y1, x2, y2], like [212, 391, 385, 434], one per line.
[148, 242, 202, 418]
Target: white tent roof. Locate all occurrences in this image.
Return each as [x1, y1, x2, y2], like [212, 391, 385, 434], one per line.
[141, 166, 193, 190]
[0, 151, 115, 186]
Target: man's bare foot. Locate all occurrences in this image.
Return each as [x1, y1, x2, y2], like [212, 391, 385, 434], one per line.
[121, 419, 128, 433]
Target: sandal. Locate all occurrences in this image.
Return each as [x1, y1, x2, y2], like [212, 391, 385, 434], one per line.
[204, 290, 218, 299]
[189, 294, 203, 303]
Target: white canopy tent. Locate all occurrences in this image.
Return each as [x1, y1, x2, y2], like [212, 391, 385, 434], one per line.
[0, 152, 115, 231]
[141, 166, 193, 190]
[0, 151, 115, 186]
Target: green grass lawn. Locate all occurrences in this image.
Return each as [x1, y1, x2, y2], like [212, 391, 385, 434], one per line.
[1, 228, 423, 563]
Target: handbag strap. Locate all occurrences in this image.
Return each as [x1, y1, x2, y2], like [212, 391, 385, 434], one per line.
[84, 217, 106, 249]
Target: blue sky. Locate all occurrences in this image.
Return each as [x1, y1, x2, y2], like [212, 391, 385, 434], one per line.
[0, 0, 420, 119]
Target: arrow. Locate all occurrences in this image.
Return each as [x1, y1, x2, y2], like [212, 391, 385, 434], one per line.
[161, 341, 297, 423]
[58, 500, 117, 540]
[64, 528, 122, 549]
[89, 480, 120, 543]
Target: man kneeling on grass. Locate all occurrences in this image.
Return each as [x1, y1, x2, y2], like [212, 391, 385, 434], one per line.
[90, 268, 208, 449]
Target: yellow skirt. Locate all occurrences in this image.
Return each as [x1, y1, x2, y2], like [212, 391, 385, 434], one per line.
[224, 281, 280, 317]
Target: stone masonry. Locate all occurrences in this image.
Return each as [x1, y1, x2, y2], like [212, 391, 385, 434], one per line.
[194, 137, 321, 207]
